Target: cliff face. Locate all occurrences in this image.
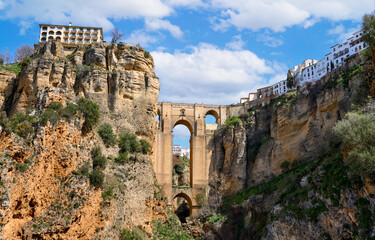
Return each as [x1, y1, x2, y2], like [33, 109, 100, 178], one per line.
[0, 41, 165, 239]
[210, 55, 373, 192]
[1, 41, 159, 142]
[204, 55, 375, 239]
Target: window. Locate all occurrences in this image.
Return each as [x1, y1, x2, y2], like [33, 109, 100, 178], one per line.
[341, 57, 343, 62]
[336, 60, 339, 64]
[359, 46, 362, 50]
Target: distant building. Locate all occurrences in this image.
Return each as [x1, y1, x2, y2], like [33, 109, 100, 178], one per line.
[38, 23, 103, 54]
[240, 28, 368, 104]
[173, 145, 190, 158]
[272, 80, 287, 96]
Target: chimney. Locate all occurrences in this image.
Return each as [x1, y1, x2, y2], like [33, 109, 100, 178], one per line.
[69, 22, 72, 26]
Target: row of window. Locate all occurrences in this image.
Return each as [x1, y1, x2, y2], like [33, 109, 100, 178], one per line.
[41, 26, 99, 33]
[40, 36, 96, 44]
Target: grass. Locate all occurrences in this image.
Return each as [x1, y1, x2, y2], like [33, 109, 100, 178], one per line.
[0, 63, 22, 74]
[172, 185, 192, 189]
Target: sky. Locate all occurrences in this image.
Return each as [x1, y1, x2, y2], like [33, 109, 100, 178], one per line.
[0, 0, 374, 147]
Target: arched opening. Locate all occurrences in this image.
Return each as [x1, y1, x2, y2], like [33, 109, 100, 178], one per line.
[156, 110, 161, 130]
[56, 31, 62, 36]
[48, 30, 54, 35]
[173, 193, 192, 223]
[56, 37, 61, 41]
[41, 37, 46, 42]
[48, 36, 54, 41]
[205, 110, 219, 131]
[172, 120, 193, 188]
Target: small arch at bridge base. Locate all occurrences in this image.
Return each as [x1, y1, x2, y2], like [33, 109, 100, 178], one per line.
[173, 192, 193, 223]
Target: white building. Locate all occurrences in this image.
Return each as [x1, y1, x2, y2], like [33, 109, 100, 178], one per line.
[39, 24, 103, 54]
[240, 28, 368, 103]
[272, 80, 287, 96]
[173, 145, 190, 158]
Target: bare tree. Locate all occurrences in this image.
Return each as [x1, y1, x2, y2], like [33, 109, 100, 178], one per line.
[111, 28, 123, 43]
[0, 51, 12, 65]
[14, 44, 34, 62]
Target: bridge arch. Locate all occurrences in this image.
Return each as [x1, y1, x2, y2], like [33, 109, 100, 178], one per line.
[173, 192, 193, 221]
[173, 119, 194, 136]
[205, 109, 219, 123]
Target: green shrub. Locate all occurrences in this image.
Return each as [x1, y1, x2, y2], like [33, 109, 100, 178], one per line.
[61, 103, 79, 120]
[98, 123, 116, 146]
[93, 155, 107, 170]
[91, 146, 102, 158]
[120, 228, 142, 240]
[20, 57, 31, 67]
[76, 162, 90, 176]
[9, 112, 36, 132]
[89, 170, 104, 188]
[47, 102, 63, 112]
[144, 51, 151, 58]
[39, 108, 60, 126]
[333, 113, 375, 178]
[153, 215, 193, 240]
[15, 121, 34, 139]
[102, 187, 114, 201]
[281, 161, 291, 172]
[208, 214, 228, 224]
[118, 132, 140, 153]
[225, 115, 242, 128]
[78, 98, 100, 133]
[140, 139, 149, 154]
[174, 164, 184, 175]
[115, 152, 128, 164]
[16, 163, 28, 172]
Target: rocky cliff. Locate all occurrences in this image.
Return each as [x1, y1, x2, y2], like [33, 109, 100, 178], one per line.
[201, 54, 375, 239]
[0, 41, 167, 239]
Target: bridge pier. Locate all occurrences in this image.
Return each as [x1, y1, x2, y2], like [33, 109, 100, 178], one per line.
[153, 102, 227, 216]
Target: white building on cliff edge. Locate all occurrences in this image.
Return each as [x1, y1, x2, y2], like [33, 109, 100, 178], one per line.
[240, 28, 368, 103]
[38, 23, 104, 55]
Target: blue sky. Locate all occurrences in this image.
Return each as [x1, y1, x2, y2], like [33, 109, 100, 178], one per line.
[0, 0, 374, 147]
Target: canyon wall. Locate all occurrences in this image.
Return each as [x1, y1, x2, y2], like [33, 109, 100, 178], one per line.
[0, 41, 165, 239]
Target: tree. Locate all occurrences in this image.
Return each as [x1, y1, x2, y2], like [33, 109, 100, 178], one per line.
[362, 13, 375, 46]
[0, 51, 12, 65]
[334, 113, 375, 178]
[111, 28, 123, 43]
[14, 44, 34, 63]
[286, 69, 294, 89]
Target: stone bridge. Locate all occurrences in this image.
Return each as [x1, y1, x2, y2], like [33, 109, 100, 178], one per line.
[153, 102, 228, 215]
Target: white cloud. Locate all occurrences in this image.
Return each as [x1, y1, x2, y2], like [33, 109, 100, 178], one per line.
[145, 18, 183, 38]
[18, 20, 32, 35]
[226, 35, 245, 50]
[0, 1, 5, 10]
[164, 0, 206, 8]
[173, 125, 191, 140]
[124, 30, 158, 47]
[328, 24, 360, 43]
[257, 30, 284, 47]
[153, 43, 284, 105]
[0, 0, 172, 32]
[209, 0, 373, 32]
